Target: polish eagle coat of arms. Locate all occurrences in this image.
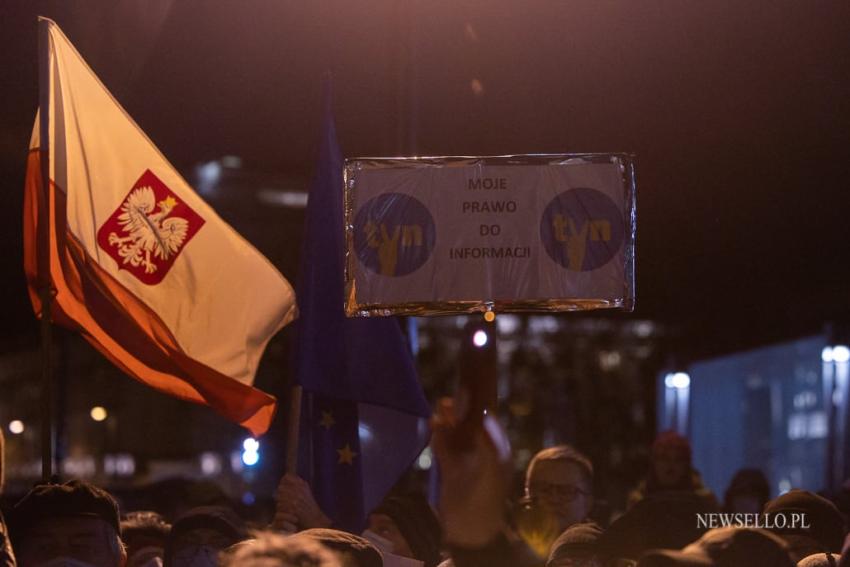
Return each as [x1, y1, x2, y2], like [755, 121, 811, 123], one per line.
[108, 186, 188, 274]
[96, 170, 205, 285]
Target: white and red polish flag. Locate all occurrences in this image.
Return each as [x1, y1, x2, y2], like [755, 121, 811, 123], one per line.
[23, 18, 297, 436]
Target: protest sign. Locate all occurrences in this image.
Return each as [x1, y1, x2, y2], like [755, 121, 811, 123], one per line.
[344, 154, 635, 316]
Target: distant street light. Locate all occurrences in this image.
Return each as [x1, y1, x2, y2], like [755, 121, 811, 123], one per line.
[8, 420, 24, 435]
[90, 406, 108, 422]
[664, 372, 691, 390]
[242, 438, 260, 466]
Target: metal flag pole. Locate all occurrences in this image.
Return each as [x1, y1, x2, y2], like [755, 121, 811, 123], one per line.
[285, 385, 303, 474]
[37, 17, 56, 481]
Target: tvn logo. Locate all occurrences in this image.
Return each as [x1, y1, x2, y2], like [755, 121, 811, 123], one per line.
[363, 221, 425, 276]
[551, 215, 612, 271]
[354, 193, 436, 277]
[540, 188, 624, 272]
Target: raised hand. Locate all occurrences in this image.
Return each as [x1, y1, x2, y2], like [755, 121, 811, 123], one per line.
[431, 397, 512, 548]
[272, 473, 332, 533]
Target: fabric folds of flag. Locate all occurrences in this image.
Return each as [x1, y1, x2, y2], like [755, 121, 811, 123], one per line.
[23, 18, 296, 436]
[293, 83, 432, 532]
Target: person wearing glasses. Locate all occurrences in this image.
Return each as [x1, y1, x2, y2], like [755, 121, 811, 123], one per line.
[524, 445, 595, 535]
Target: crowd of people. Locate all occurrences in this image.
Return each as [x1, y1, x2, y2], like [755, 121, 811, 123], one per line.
[0, 404, 848, 567]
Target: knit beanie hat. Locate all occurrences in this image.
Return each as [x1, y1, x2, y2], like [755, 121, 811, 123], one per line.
[547, 521, 602, 566]
[652, 431, 692, 462]
[763, 490, 845, 552]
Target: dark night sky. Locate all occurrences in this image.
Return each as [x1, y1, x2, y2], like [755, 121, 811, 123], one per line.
[1, 1, 849, 359]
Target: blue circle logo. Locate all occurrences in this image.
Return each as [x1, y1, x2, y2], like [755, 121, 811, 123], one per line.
[354, 193, 436, 277]
[540, 188, 624, 271]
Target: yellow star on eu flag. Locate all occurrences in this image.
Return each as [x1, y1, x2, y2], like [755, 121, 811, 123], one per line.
[319, 411, 336, 430]
[337, 443, 358, 465]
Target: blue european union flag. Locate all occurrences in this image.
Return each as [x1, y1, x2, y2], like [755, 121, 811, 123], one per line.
[292, 79, 431, 532]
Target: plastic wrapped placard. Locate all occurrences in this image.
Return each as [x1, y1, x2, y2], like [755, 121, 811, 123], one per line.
[344, 154, 636, 317]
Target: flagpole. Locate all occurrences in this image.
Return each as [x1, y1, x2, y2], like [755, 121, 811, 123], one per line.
[282, 74, 330, 479]
[285, 385, 302, 474]
[38, 18, 56, 481]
